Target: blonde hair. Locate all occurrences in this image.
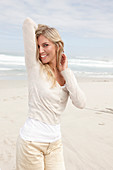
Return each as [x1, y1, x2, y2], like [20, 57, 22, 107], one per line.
[35, 24, 64, 88]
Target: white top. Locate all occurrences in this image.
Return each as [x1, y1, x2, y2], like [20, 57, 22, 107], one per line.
[22, 17, 86, 126]
[20, 84, 66, 143]
[20, 118, 61, 143]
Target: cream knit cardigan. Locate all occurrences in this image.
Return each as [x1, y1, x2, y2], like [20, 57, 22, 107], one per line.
[23, 18, 86, 125]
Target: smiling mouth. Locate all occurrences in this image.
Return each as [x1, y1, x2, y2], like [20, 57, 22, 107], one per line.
[40, 54, 48, 58]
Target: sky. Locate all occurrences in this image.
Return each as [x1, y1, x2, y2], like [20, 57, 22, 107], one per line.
[0, 0, 113, 59]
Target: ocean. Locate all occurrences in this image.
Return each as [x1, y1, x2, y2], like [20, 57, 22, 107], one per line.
[0, 54, 113, 80]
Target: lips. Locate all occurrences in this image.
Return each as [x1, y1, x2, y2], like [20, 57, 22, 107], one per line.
[40, 54, 48, 60]
[41, 55, 47, 58]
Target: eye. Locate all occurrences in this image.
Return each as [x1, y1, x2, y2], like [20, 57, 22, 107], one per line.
[43, 43, 49, 47]
[38, 45, 40, 49]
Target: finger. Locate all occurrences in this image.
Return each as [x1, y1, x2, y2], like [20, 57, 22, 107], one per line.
[61, 56, 65, 64]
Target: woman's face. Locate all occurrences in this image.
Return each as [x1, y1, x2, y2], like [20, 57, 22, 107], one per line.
[37, 35, 57, 64]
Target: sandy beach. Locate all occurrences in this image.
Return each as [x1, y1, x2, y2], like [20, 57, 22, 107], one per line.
[0, 78, 113, 170]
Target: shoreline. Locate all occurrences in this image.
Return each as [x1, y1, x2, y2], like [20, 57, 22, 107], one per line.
[76, 76, 113, 82]
[0, 74, 113, 84]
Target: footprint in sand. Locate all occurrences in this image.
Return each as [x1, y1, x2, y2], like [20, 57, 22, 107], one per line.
[3, 99, 8, 101]
[98, 122, 105, 125]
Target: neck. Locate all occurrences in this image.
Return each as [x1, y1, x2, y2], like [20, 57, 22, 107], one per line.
[49, 58, 57, 73]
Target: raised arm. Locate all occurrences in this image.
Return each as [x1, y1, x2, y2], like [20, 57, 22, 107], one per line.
[23, 17, 38, 70]
[61, 68, 86, 109]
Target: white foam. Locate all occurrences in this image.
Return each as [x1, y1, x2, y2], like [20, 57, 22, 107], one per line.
[68, 58, 113, 68]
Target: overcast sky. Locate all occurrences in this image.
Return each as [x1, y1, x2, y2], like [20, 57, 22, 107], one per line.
[0, 0, 113, 59]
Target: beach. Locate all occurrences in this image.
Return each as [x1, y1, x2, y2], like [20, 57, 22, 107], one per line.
[0, 78, 113, 170]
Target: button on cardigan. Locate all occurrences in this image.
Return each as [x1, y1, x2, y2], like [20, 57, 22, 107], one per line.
[23, 17, 86, 125]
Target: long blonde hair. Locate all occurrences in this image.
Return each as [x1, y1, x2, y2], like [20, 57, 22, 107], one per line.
[35, 24, 64, 88]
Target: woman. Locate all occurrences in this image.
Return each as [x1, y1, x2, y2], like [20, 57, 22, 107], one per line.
[16, 17, 86, 170]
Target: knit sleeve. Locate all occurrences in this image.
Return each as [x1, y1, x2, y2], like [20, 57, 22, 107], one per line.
[61, 68, 86, 109]
[22, 17, 39, 70]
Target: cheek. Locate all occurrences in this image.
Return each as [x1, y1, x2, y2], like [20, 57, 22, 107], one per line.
[46, 44, 57, 56]
[52, 47, 57, 55]
[48, 45, 53, 51]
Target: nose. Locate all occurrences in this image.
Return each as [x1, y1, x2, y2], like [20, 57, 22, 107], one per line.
[39, 46, 44, 54]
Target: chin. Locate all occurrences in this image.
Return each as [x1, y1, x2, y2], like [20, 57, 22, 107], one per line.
[40, 60, 49, 65]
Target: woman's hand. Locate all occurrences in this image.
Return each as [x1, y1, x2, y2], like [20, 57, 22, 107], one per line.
[58, 53, 68, 72]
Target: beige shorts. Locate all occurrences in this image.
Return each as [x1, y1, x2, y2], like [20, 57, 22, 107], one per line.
[16, 136, 65, 170]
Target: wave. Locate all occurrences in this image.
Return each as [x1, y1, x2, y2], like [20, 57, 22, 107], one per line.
[0, 54, 113, 79]
[68, 58, 113, 68]
[0, 54, 113, 68]
[0, 68, 14, 71]
[0, 54, 25, 65]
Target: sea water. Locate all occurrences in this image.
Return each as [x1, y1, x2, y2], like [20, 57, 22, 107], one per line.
[0, 54, 113, 80]
[0, 54, 26, 80]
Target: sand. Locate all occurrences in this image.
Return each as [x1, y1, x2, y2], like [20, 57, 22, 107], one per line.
[0, 78, 113, 170]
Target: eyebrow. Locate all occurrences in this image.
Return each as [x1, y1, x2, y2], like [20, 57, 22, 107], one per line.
[43, 42, 49, 43]
[42, 42, 49, 45]
[38, 42, 49, 46]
